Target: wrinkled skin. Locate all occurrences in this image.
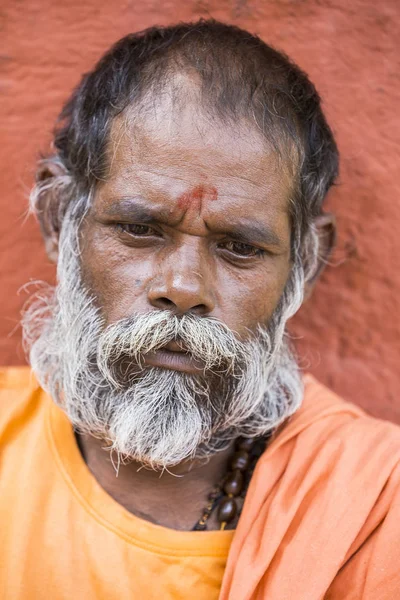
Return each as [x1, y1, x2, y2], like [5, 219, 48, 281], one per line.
[40, 94, 332, 530]
[79, 99, 293, 337]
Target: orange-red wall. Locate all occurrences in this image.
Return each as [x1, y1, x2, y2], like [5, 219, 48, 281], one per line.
[1, 1, 399, 421]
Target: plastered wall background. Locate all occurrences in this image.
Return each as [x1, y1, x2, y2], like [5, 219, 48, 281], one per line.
[1, 0, 399, 421]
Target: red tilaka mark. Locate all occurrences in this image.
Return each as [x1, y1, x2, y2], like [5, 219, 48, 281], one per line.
[177, 184, 218, 212]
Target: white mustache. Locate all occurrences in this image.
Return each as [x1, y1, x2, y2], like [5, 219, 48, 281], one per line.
[96, 310, 250, 383]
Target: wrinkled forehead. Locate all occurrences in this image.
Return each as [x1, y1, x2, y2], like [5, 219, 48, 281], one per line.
[104, 74, 298, 196]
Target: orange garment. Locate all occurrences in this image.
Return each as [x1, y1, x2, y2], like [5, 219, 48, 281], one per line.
[221, 375, 400, 600]
[0, 367, 233, 600]
[1, 367, 400, 599]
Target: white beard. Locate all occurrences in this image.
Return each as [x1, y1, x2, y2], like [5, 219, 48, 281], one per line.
[22, 214, 306, 469]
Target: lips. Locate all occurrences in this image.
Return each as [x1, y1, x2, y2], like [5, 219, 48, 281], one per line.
[142, 340, 205, 374]
[163, 340, 187, 353]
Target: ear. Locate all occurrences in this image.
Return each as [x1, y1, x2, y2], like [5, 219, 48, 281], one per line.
[33, 158, 69, 264]
[303, 213, 336, 300]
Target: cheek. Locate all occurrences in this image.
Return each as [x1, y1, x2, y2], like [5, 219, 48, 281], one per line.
[215, 260, 291, 336]
[80, 229, 154, 325]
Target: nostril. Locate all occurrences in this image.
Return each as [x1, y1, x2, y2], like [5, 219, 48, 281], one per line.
[158, 297, 176, 309]
[190, 304, 208, 316]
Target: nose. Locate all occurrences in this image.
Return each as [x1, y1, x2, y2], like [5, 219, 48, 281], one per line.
[147, 243, 216, 316]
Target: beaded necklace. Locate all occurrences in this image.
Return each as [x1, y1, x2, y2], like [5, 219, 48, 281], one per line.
[193, 435, 269, 531]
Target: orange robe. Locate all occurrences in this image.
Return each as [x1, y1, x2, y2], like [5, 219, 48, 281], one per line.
[222, 374, 400, 599]
[1, 367, 400, 599]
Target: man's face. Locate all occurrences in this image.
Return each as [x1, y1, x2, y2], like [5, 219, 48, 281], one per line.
[79, 95, 293, 357]
[25, 92, 304, 469]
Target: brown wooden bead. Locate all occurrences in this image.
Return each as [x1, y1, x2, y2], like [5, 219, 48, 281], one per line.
[223, 470, 243, 496]
[237, 437, 254, 452]
[230, 450, 250, 471]
[217, 496, 237, 523]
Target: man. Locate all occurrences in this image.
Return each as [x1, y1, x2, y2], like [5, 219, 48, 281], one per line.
[1, 19, 399, 600]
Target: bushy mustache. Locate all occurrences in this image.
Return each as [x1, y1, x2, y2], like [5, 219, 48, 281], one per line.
[97, 310, 252, 387]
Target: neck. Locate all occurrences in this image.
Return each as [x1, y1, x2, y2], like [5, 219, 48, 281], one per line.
[76, 432, 235, 531]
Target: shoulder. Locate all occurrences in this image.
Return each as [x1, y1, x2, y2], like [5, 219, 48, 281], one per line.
[300, 373, 400, 443]
[0, 366, 44, 436]
[281, 374, 400, 484]
[271, 379, 400, 599]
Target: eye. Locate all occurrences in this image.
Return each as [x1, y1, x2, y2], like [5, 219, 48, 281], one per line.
[220, 240, 265, 258]
[116, 223, 160, 237]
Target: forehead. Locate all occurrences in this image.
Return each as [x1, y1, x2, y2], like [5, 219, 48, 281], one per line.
[98, 88, 294, 228]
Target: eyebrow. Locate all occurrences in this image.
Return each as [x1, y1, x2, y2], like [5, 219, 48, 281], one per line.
[217, 222, 284, 247]
[102, 198, 285, 248]
[103, 198, 171, 223]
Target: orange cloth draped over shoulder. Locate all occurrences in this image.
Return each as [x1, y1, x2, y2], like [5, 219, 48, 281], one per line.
[1, 366, 400, 599]
[221, 375, 400, 600]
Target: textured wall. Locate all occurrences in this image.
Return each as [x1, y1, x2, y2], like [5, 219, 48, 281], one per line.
[1, 0, 399, 421]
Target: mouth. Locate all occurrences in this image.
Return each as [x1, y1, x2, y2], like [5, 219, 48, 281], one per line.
[142, 341, 206, 374]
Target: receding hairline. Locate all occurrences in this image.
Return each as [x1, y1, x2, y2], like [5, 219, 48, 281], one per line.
[104, 68, 301, 192]
[32, 19, 338, 258]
